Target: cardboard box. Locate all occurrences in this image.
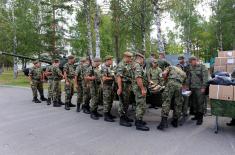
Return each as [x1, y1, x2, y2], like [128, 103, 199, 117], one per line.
[214, 65, 227, 72]
[215, 57, 228, 66]
[209, 85, 234, 101]
[218, 51, 235, 57]
[226, 64, 235, 73]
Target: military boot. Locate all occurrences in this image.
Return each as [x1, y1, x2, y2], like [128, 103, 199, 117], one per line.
[120, 116, 132, 127]
[171, 118, 178, 128]
[83, 105, 91, 114]
[47, 98, 51, 105]
[53, 101, 61, 107]
[157, 117, 168, 130]
[135, 120, 149, 131]
[33, 97, 41, 103]
[125, 116, 134, 122]
[196, 113, 203, 125]
[94, 111, 103, 117]
[104, 112, 115, 122]
[191, 115, 198, 121]
[108, 112, 116, 119]
[76, 103, 81, 112]
[227, 118, 235, 126]
[69, 101, 76, 107]
[59, 99, 65, 105]
[90, 111, 99, 120]
[40, 96, 47, 101]
[65, 102, 70, 110]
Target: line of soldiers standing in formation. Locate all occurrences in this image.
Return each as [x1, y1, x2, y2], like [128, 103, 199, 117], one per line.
[28, 51, 209, 131]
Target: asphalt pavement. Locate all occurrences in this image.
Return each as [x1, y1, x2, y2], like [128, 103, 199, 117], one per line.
[0, 86, 234, 155]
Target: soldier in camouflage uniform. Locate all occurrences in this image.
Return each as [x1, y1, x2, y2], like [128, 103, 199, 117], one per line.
[186, 56, 208, 125]
[63, 55, 76, 110]
[74, 57, 87, 112]
[45, 63, 54, 105]
[157, 66, 186, 130]
[147, 59, 163, 85]
[132, 52, 150, 131]
[116, 51, 134, 127]
[52, 59, 64, 107]
[101, 55, 116, 122]
[157, 52, 171, 71]
[84, 57, 103, 120]
[29, 61, 47, 103]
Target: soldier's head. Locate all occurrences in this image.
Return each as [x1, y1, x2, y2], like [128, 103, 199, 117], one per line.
[33, 60, 40, 67]
[135, 52, 145, 65]
[93, 57, 101, 67]
[67, 55, 75, 64]
[189, 56, 197, 66]
[80, 57, 87, 65]
[159, 52, 165, 59]
[123, 51, 133, 63]
[150, 53, 157, 59]
[104, 55, 113, 66]
[178, 55, 185, 64]
[53, 59, 60, 67]
[152, 59, 158, 68]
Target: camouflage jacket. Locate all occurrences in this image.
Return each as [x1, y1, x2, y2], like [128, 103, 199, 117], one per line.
[186, 64, 208, 89]
[52, 65, 62, 80]
[46, 65, 54, 80]
[75, 64, 86, 81]
[63, 63, 75, 79]
[116, 60, 132, 83]
[165, 66, 186, 84]
[29, 66, 43, 81]
[101, 63, 115, 85]
[157, 59, 170, 71]
[148, 66, 163, 85]
[85, 65, 102, 85]
[132, 62, 148, 90]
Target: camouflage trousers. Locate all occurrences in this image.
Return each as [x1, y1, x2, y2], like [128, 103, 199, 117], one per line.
[76, 80, 83, 104]
[82, 81, 91, 108]
[52, 80, 61, 102]
[47, 79, 53, 99]
[64, 79, 74, 103]
[161, 80, 183, 119]
[103, 84, 114, 113]
[182, 96, 189, 115]
[31, 80, 44, 98]
[133, 87, 146, 120]
[90, 82, 102, 112]
[190, 88, 205, 114]
[118, 82, 132, 117]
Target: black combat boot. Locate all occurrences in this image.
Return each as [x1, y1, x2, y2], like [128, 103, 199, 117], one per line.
[191, 115, 198, 121]
[196, 113, 203, 125]
[83, 105, 91, 114]
[227, 118, 235, 126]
[157, 117, 168, 130]
[94, 111, 103, 117]
[76, 103, 81, 112]
[108, 112, 116, 119]
[47, 98, 51, 105]
[135, 120, 150, 131]
[120, 116, 132, 127]
[33, 97, 41, 103]
[125, 116, 134, 122]
[104, 112, 115, 122]
[59, 99, 65, 105]
[40, 96, 47, 101]
[171, 118, 179, 128]
[69, 100, 76, 107]
[53, 101, 61, 107]
[90, 111, 99, 120]
[65, 102, 70, 110]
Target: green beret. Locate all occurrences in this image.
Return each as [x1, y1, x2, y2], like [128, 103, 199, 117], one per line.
[123, 51, 133, 57]
[68, 55, 74, 59]
[104, 55, 113, 61]
[135, 52, 145, 58]
[80, 57, 87, 62]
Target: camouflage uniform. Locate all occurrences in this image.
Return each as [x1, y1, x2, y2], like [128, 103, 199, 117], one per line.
[116, 60, 132, 117]
[63, 63, 75, 103]
[132, 62, 148, 121]
[46, 65, 54, 100]
[29, 66, 44, 99]
[82, 64, 91, 110]
[75, 64, 84, 106]
[101, 64, 115, 113]
[52, 65, 62, 105]
[148, 66, 162, 85]
[157, 59, 170, 71]
[161, 66, 186, 119]
[186, 64, 208, 116]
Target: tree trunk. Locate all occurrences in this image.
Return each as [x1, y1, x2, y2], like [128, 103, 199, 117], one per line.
[153, 0, 165, 53]
[95, 0, 101, 58]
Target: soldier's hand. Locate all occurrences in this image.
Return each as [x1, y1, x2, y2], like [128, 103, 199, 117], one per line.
[201, 88, 205, 94]
[117, 88, 122, 96]
[141, 89, 147, 97]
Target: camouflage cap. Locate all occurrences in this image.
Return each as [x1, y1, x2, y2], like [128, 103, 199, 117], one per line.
[33, 60, 39, 64]
[135, 52, 145, 58]
[53, 58, 60, 63]
[189, 56, 197, 61]
[178, 55, 185, 60]
[80, 57, 87, 62]
[104, 55, 113, 61]
[67, 55, 75, 59]
[152, 59, 158, 63]
[93, 57, 101, 62]
[123, 51, 133, 57]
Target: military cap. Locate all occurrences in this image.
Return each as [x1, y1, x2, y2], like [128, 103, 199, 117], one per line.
[80, 57, 87, 62]
[104, 55, 113, 61]
[67, 55, 74, 59]
[93, 57, 101, 62]
[33, 60, 39, 64]
[152, 59, 158, 63]
[53, 58, 60, 63]
[178, 55, 185, 60]
[135, 52, 145, 58]
[189, 56, 197, 61]
[123, 51, 133, 57]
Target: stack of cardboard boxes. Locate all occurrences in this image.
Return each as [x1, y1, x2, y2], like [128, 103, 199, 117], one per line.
[210, 50, 235, 101]
[214, 50, 235, 73]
